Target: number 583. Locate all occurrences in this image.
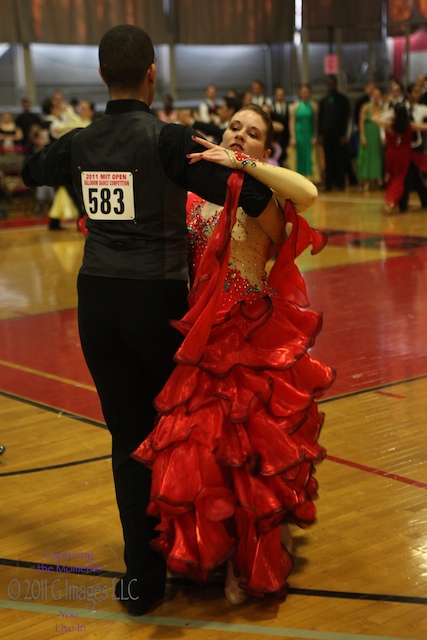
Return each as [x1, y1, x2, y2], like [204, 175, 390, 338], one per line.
[87, 187, 125, 215]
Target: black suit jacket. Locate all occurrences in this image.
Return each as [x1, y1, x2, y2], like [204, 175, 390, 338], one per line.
[318, 91, 350, 139]
[271, 102, 290, 149]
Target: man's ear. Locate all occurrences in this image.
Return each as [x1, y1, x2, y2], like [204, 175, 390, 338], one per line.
[147, 63, 156, 87]
[98, 67, 107, 85]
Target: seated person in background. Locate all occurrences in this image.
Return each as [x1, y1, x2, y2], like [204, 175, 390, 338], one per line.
[27, 125, 55, 217]
[0, 112, 24, 152]
[198, 84, 219, 124]
[78, 100, 97, 125]
[15, 98, 42, 154]
[156, 95, 178, 123]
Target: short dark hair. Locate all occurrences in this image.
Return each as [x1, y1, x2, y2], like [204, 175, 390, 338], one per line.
[99, 24, 155, 92]
[41, 98, 54, 115]
[391, 78, 404, 92]
[223, 96, 242, 114]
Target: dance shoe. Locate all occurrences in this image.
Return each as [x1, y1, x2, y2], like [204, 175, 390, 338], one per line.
[384, 202, 397, 216]
[115, 576, 165, 616]
[224, 560, 248, 605]
[280, 523, 293, 556]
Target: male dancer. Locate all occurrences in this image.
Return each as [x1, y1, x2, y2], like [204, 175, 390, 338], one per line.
[22, 24, 276, 615]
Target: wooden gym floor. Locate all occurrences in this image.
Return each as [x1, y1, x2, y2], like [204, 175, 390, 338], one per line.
[0, 187, 426, 640]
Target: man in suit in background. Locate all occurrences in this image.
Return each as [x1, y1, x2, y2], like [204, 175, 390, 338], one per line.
[271, 86, 291, 166]
[318, 75, 351, 191]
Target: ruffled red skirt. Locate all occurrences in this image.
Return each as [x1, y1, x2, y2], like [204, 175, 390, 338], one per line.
[132, 294, 334, 597]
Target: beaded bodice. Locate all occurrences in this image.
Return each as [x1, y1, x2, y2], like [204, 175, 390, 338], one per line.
[186, 194, 278, 309]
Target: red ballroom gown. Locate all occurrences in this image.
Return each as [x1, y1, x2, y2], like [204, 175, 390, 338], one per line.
[132, 172, 335, 598]
[385, 127, 427, 207]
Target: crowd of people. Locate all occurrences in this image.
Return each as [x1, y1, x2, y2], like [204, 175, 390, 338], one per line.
[154, 74, 427, 212]
[0, 93, 97, 227]
[2, 72, 427, 221]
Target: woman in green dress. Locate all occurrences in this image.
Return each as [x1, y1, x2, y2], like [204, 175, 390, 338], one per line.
[356, 86, 385, 190]
[289, 84, 320, 182]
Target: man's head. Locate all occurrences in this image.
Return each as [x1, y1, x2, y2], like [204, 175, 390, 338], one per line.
[21, 98, 32, 112]
[406, 82, 422, 105]
[364, 81, 375, 96]
[205, 85, 217, 100]
[274, 86, 286, 102]
[251, 80, 265, 96]
[217, 96, 242, 124]
[99, 25, 155, 100]
[390, 78, 404, 100]
[326, 75, 338, 94]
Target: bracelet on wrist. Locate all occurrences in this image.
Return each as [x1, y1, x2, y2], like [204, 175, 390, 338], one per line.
[224, 149, 238, 169]
[224, 148, 258, 169]
[234, 151, 257, 167]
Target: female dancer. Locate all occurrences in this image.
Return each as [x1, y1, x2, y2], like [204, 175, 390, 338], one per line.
[373, 104, 427, 214]
[133, 104, 335, 604]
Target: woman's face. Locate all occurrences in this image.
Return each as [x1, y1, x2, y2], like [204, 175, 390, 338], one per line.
[221, 110, 270, 161]
[371, 88, 382, 104]
[299, 85, 311, 101]
[390, 82, 402, 98]
[79, 101, 94, 120]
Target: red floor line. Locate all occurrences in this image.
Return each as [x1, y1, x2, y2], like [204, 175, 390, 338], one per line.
[326, 454, 427, 489]
[374, 390, 406, 399]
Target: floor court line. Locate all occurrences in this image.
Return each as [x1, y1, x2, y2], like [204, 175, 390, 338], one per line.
[0, 390, 105, 427]
[3, 452, 425, 493]
[326, 454, 427, 489]
[319, 374, 427, 403]
[0, 455, 111, 477]
[0, 599, 421, 640]
[374, 391, 406, 399]
[0, 358, 96, 391]
[2, 559, 426, 607]
[2, 388, 426, 490]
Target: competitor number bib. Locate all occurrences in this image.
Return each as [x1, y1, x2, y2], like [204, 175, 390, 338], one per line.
[81, 171, 135, 220]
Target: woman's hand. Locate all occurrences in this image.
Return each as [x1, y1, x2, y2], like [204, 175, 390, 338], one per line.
[187, 136, 235, 168]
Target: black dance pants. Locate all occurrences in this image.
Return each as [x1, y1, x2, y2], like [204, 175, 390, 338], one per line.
[77, 273, 188, 595]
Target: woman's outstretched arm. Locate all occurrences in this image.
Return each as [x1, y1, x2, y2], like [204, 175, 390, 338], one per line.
[187, 136, 318, 213]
